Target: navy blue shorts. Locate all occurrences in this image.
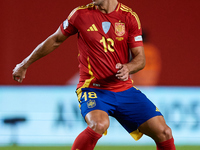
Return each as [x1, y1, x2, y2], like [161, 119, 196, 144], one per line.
[77, 87, 162, 137]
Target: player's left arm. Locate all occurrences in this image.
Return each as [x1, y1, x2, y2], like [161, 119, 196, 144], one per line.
[116, 46, 145, 81]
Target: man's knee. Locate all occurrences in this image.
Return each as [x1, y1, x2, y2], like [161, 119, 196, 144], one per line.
[85, 110, 110, 135]
[156, 125, 173, 142]
[138, 116, 173, 142]
[88, 119, 109, 134]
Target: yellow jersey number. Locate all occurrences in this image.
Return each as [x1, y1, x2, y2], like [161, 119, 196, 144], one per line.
[82, 92, 97, 101]
[100, 36, 114, 52]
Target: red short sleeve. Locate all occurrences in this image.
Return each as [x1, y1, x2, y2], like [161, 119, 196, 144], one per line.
[127, 12, 143, 48]
[60, 8, 79, 36]
[60, 20, 78, 37]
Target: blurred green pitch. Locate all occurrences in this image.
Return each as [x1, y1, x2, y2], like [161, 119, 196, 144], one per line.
[1, 146, 200, 150]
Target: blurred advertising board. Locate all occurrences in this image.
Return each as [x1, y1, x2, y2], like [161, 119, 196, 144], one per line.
[0, 86, 200, 146]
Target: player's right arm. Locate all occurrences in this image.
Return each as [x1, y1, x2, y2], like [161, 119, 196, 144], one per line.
[12, 27, 68, 83]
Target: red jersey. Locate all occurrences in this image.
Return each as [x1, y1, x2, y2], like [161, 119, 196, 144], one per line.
[60, 3, 143, 92]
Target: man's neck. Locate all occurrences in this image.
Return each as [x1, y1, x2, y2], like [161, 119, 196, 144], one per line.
[97, 0, 118, 14]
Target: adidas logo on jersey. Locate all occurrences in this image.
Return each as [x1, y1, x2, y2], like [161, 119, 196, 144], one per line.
[87, 24, 98, 31]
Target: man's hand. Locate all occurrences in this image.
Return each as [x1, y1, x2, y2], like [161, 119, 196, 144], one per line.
[12, 63, 27, 83]
[115, 63, 130, 81]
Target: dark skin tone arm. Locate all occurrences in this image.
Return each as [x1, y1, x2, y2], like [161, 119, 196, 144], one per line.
[116, 46, 146, 81]
[12, 27, 68, 83]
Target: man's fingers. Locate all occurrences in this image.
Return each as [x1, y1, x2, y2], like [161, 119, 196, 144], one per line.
[116, 63, 123, 70]
[116, 70, 128, 81]
[116, 71, 125, 77]
[13, 76, 20, 82]
[116, 63, 129, 81]
[13, 74, 23, 83]
[116, 75, 128, 81]
[116, 65, 126, 77]
[12, 63, 27, 83]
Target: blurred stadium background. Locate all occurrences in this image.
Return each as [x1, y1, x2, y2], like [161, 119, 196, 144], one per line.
[0, 0, 200, 149]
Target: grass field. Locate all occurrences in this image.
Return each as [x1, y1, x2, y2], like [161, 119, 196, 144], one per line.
[1, 146, 200, 150]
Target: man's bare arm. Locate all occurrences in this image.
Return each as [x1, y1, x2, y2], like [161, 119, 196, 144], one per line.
[127, 46, 146, 74]
[116, 46, 146, 81]
[12, 27, 68, 82]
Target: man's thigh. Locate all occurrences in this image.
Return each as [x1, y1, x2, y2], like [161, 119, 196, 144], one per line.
[78, 88, 117, 119]
[114, 87, 162, 134]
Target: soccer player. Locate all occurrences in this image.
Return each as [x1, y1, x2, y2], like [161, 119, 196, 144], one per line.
[12, 0, 176, 149]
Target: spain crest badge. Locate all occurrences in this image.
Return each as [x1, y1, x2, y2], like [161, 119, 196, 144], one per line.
[115, 22, 125, 36]
[87, 100, 96, 108]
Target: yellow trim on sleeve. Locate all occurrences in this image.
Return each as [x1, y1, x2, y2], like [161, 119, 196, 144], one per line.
[68, 7, 78, 20]
[68, 3, 94, 20]
[120, 4, 141, 29]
